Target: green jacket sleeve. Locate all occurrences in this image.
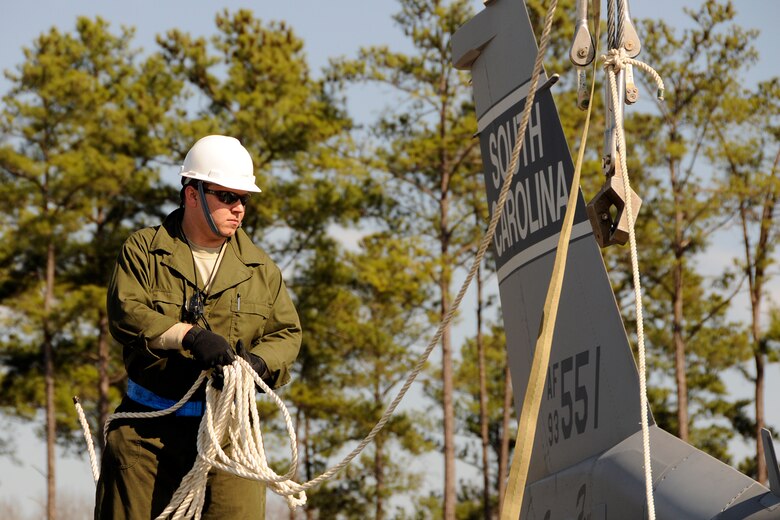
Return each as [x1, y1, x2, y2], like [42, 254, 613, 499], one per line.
[107, 230, 179, 357]
[250, 267, 302, 388]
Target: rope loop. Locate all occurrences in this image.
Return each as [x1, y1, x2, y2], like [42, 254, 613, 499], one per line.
[602, 47, 666, 100]
[153, 360, 308, 518]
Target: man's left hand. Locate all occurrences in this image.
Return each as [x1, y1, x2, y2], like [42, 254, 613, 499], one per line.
[236, 340, 271, 391]
[210, 340, 273, 391]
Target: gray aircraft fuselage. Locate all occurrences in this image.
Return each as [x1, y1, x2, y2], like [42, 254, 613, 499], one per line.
[451, 1, 780, 518]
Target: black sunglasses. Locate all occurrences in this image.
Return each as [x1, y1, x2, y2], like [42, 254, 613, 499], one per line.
[203, 188, 250, 206]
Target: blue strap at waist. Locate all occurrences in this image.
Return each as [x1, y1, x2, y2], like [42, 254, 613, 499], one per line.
[126, 379, 204, 417]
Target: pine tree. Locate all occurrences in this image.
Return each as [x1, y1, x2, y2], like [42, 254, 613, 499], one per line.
[711, 76, 780, 482]
[0, 17, 180, 519]
[455, 324, 515, 518]
[270, 234, 435, 519]
[330, 1, 484, 515]
[611, 0, 758, 452]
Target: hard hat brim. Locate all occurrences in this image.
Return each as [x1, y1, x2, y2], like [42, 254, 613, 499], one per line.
[180, 171, 262, 193]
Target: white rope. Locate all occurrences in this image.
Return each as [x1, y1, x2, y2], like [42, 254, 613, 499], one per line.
[602, 44, 665, 520]
[73, 397, 100, 484]
[603, 48, 665, 100]
[154, 359, 305, 518]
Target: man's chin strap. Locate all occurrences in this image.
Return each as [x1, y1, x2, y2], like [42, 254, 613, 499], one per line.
[196, 181, 229, 239]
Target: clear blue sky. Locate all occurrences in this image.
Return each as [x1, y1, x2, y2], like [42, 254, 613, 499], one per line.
[0, 0, 778, 517]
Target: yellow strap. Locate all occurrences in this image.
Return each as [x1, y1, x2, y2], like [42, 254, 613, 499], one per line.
[499, 8, 600, 519]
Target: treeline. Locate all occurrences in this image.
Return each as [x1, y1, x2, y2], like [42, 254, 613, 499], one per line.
[0, 1, 777, 519]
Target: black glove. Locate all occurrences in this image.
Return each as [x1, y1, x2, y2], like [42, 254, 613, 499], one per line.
[181, 326, 235, 370]
[236, 340, 272, 392]
[210, 341, 271, 391]
[211, 364, 226, 391]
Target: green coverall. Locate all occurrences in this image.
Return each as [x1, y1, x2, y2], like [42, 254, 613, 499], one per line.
[95, 208, 302, 519]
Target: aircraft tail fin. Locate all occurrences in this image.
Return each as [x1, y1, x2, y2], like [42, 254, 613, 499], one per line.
[452, 0, 649, 483]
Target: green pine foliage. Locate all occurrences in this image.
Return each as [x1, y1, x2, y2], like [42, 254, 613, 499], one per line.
[274, 232, 437, 518]
[0, 16, 181, 516]
[618, 0, 764, 460]
[155, 9, 378, 267]
[710, 67, 780, 480]
[329, 1, 486, 515]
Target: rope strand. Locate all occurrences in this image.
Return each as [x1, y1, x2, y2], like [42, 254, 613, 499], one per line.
[603, 43, 665, 520]
[73, 397, 100, 484]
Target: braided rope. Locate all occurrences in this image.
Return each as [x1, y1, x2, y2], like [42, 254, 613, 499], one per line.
[73, 397, 100, 483]
[603, 48, 665, 99]
[603, 45, 665, 520]
[155, 359, 305, 518]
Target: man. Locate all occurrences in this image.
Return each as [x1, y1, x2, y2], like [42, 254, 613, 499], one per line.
[95, 135, 302, 519]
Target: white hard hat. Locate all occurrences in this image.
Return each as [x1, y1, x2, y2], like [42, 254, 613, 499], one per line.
[180, 135, 262, 193]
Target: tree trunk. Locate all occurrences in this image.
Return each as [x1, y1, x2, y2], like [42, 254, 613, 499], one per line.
[44, 241, 56, 520]
[374, 432, 385, 520]
[755, 350, 766, 483]
[303, 414, 314, 520]
[97, 310, 110, 452]
[741, 179, 776, 483]
[671, 160, 689, 443]
[476, 268, 491, 519]
[748, 151, 777, 484]
[440, 228, 456, 518]
[499, 363, 512, 512]
[441, 283, 456, 520]
[290, 410, 301, 520]
[672, 259, 688, 442]
[742, 208, 768, 483]
[439, 77, 456, 517]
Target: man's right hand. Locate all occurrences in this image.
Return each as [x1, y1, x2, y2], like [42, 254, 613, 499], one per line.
[181, 326, 236, 369]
